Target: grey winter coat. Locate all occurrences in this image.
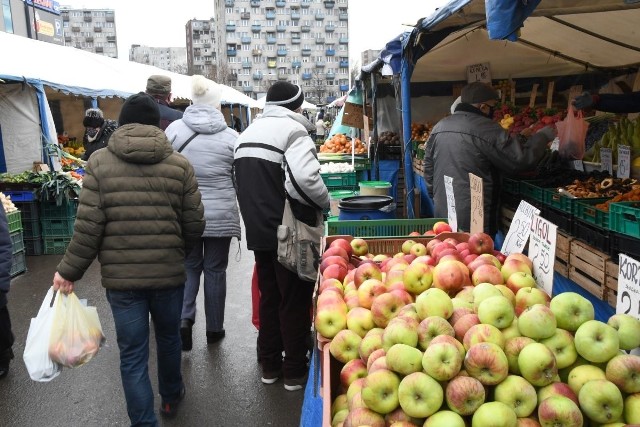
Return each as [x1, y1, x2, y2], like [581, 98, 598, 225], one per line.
[424, 105, 554, 234]
[166, 104, 241, 240]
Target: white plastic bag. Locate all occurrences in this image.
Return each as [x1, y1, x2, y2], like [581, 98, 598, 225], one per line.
[23, 287, 61, 382]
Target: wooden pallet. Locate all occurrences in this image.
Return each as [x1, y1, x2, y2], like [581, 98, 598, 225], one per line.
[554, 231, 572, 277]
[604, 259, 619, 308]
[569, 240, 610, 299]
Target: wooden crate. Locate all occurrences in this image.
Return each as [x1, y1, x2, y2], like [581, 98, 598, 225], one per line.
[604, 259, 618, 308]
[500, 206, 515, 233]
[320, 340, 343, 427]
[569, 240, 610, 299]
[554, 231, 572, 277]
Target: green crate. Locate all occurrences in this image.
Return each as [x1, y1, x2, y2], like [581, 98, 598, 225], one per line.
[321, 171, 357, 188]
[39, 199, 78, 219]
[543, 189, 605, 216]
[10, 230, 24, 254]
[41, 217, 76, 237]
[573, 198, 611, 229]
[6, 210, 22, 233]
[325, 218, 447, 238]
[502, 178, 520, 195]
[43, 236, 72, 255]
[10, 250, 26, 278]
[520, 181, 546, 203]
[22, 219, 41, 239]
[24, 237, 44, 256]
[609, 201, 640, 239]
[14, 201, 39, 221]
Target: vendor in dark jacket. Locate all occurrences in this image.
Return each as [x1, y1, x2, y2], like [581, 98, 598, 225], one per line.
[425, 82, 556, 235]
[573, 90, 640, 114]
[53, 92, 205, 425]
[146, 74, 184, 130]
[0, 209, 14, 379]
[82, 108, 118, 160]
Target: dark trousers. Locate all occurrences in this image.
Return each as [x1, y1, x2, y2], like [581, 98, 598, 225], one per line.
[0, 305, 14, 365]
[254, 250, 314, 380]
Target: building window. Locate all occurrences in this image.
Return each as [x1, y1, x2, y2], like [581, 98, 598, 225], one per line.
[2, 0, 13, 33]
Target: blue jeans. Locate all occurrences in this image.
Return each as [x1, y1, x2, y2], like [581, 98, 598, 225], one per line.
[182, 237, 231, 333]
[106, 287, 184, 427]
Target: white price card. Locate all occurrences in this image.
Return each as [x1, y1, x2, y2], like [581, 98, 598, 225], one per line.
[571, 160, 584, 171]
[469, 173, 484, 234]
[467, 62, 492, 84]
[600, 148, 613, 175]
[501, 200, 540, 256]
[617, 145, 631, 179]
[617, 254, 640, 320]
[444, 175, 458, 232]
[527, 214, 557, 296]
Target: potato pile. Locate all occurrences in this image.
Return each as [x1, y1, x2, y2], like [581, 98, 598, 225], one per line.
[411, 123, 432, 141]
[319, 133, 367, 154]
[374, 131, 401, 146]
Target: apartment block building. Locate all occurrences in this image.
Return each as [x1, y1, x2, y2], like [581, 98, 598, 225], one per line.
[130, 45, 188, 74]
[60, 7, 118, 58]
[200, 0, 349, 104]
[361, 49, 381, 68]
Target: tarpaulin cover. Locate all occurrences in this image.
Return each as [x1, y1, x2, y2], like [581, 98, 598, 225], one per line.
[485, 0, 542, 41]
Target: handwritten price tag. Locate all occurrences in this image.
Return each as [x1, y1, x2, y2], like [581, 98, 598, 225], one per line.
[571, 160, 584, 171]
[527, 214, 557, 296]
[600, 148, 613, 175]
[469, 174, 484, 234]
[444, 175, 458, 232]
[501, 200, 540, 256]
[617, 145, 631, 179]
[617, 254, 640, 320]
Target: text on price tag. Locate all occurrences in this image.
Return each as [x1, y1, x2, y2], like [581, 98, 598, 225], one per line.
[527, 214, 557, 296]
[617, 145, 631, 179]
[444, 175, 458, 232]
[469, 173, 484, 234]
[617, 254, 640, 320]
[501, 200, 540, 256]
[600, 148, 613, 175]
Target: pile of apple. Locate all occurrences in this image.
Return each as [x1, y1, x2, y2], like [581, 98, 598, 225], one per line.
[315, 231, 640, 427]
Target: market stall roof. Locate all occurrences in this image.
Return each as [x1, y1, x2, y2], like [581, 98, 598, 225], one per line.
[0, 32, 259, 107]
[394, 0, 640, 81]
[254, 95, 317, 110]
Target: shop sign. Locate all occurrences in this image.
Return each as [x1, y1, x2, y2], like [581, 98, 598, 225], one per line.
[600, 148, 613, 175]
[501, 200, 540, 256]
[25, 0, 61, 15]
[467, 62, 492, 84]
[617, 254, 640, 320]
[469, 173, 483, 234]
[528, 214, 556, 295]
[444, 175, 458, 232]
[618, 145, 631, 179]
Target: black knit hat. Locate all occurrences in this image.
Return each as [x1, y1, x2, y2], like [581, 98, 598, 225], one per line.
[266, 81, 304, 111]
[83, 108, 104, 128]
[461, 82, 499, 104]
[119, 92, 161, 127]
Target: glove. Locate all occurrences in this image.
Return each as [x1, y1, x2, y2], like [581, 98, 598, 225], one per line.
[573, 91, 597, 110]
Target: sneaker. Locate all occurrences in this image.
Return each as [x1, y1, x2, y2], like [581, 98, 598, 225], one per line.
[180, 319, 193, 352]
[206, 330, 225, 344]
[284, 375, 308, 391]
[261, 370, 282, 385]
[160, 385, 186, 418]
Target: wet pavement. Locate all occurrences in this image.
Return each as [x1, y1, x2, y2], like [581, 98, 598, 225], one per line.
[0, 239, 306, 426]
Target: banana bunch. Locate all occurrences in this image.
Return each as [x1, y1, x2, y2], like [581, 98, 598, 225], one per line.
[588, 116, 640, 163]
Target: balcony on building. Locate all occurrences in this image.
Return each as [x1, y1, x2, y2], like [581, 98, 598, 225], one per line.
[267, 59, 277, 68]
[226, 23, 236, 31]
[301, 25, 311, 32]
[290, 3, 300, 9]
[266, 35, 276, 44]
[326, 48, 335, 56]
[85, 35, 94, 42]
[253, 72, 263, 80]
[276, 24, 287, 32]
[324, 0, 336, 8]
[265, 10, 276, 20]
[315, 13, 325, 20]
[241, 36, 252, 44]
[339, 11, 348, 21]
[194, 48, 202, 56]
[302, 72, 312, 80]
[228, 74, 238, 81]
[276, 0, 286, 7]
[193, 32, 201, 39]
[205, 59, 213, 65]
[251, 24, 262, 33]
[241, 12, 250, 20]
[202, 23, 211, 31]
[315, 37, 325, 45]
[277, 47, 288, 56]
[339, 36, 349, 44]
[243, 85, 254, 92]
[107, 35, 116, 42]
[326, 71, 336, 79]
[278, 73, 288, 81]
[94, 26, 102, 32]
[225, 0, 234, 6]
[300, 0, 311, 8]
[252, 48, 263, 56]
[339, 84, 349, 91]
[83, 14, 92, 22]
[316, 61, 325, 68]
[227, 48, 237, 56]
[95, 46, 103, 52]
[204, 42, 212, 48]
[250, 0, 261, 7]
[339, 59, 349, 67]
[291, 11, 300, 20]
[325, 24, 336, 33]
[301, 48, 311, 56]
[71, 26, 81, 32]
[242, 60, 252, 68]
[291, 36, 301, 44]
[106, 13, 114, 22]
[292, 60, 302, 68]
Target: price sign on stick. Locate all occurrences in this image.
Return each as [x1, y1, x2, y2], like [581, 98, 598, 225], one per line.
[617, 254, 640, 320]
[501, 200, 540, 256]
[618, 145, 631, 179]
[600, 148, 613, 175]
[469, 173, 484, 234]
[527, 214, 557, 296]
[444, 175, 458, 232]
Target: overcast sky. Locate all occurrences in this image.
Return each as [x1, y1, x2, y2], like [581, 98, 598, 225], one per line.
[60, 0, 449, 64]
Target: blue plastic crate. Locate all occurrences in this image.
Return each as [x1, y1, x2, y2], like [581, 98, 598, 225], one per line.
[2, 190, 35, 202]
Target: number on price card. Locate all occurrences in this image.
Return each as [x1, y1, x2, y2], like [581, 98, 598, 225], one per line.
[501, 200, 540, 256]
[527, 214, 557, 296]
[617, 254, 640, 320]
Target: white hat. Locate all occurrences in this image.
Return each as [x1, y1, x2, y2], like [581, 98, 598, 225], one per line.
[191, 75, 222, 108]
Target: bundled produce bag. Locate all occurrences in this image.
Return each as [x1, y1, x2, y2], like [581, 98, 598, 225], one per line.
[556, 104, 589, 160]
[48, 291, 105, 368]
[23, 287, 62, 382]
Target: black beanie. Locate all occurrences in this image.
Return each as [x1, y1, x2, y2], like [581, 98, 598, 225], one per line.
[266, 81, 304, 111]
[83, 108, 104, 128]
[119, 92, 161, 127]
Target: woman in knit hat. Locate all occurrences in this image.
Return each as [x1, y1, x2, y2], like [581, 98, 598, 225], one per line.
[82, 107, 118, 160]
[165, 75, 241, 350]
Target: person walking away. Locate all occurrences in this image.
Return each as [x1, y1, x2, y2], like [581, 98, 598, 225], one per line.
[315, 111, 326, 144]
[52, 92, 205, 425]
[165, 75, 241, 350]
[81, 108, 118, 160]
[146, 74, 184, 130]
[233, 81, 329, 391]
[425, 82, 555, 235]
[0, 208, 14, 379]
